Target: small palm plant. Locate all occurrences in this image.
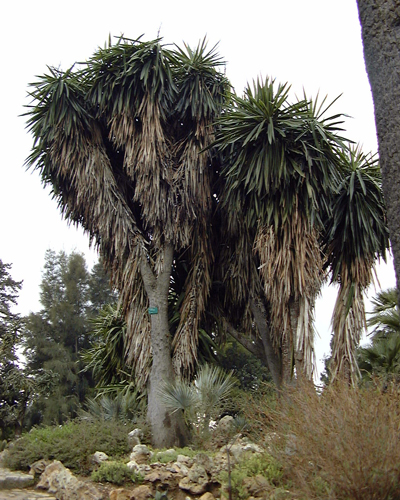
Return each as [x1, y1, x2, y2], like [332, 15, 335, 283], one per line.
[358, 287, 400, 381]
[158, 364, 236, 437]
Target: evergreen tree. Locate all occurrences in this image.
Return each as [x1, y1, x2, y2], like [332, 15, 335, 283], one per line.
[0, 260, 30, 438]
[23, 250, 115, 425]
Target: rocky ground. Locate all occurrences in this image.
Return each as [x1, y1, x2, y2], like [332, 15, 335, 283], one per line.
[0, 418, 275, 500]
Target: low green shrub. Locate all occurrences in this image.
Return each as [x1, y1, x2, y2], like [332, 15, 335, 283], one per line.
[150, 447, 197, 464]
[4, 419, 131, 474]
[219, 453, 284, 500]
[91, 460, 142, 485]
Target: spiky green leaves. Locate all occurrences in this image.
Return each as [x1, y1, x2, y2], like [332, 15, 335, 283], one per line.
[158, 364, 236, 430]
[325, 145, 389, 283]
[168, 38, 230, 126]
[214, 78, 347, 231]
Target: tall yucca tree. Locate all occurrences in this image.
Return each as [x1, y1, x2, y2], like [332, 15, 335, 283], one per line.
[325, 146, 389, 385]
[213, 79, 347, 384]
[24, 36, 229, 447]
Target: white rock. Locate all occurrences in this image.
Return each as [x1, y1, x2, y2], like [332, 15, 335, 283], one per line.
[91, 451, 109, 464]
[128, 428, 143, 447]
[130, 444, 153, 464]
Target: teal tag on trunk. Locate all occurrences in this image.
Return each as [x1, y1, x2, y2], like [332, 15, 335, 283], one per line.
[148, 307, 158, 315]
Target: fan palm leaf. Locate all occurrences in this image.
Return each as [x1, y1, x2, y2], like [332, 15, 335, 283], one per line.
[367, 287, 399, 338]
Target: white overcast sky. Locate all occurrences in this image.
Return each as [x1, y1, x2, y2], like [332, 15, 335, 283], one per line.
[0, 0, 396, 376]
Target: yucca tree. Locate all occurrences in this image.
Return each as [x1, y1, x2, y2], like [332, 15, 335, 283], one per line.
[213, 79, 347, 385]
[25, 36, 229, 447]
[325, 146, 389, 385]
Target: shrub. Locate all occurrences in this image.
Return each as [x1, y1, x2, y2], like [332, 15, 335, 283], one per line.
[159, 364, 236, 447]
[150, 447, 197, 464]
[272, 380, 400, 500]
[219, 453, 284, 500]
[4, 419, 131, 474]
[91, 460, 142, 485]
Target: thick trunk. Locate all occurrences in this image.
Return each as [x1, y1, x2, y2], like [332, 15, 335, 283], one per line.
[357, 1, 400, 305]
[141, 244, 189, 448]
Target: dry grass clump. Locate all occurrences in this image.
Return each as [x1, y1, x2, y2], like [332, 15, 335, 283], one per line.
[269, 380, 400, 500]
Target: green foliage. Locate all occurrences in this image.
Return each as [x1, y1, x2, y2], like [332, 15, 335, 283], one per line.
[367, 287, 400, 338]
[159, 364, 236, 438]
[219, 453, 284, 500]
[0, 259, 33, 439]
[91, 460, 142, 485]
[153, 491, 169, 500]
[80, 391, 145, 423]
[219, 341, 271, 391]
[22, 250, 116, 427]
[4, 419, 130, 474]
[150, 447, 197, 464]
[81, 304, 135, 390]
[324, 145, 389, 282]
[214, 79, 347, 230]
[355, 288, 400, 383]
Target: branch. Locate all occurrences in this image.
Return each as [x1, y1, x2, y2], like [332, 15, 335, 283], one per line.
[222, 317, 265, 361]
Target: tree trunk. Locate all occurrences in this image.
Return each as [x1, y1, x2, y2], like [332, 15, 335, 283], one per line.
[140, 244, 189, 448]
[250, 299, 283, 389]
[357, 0, 400, 306]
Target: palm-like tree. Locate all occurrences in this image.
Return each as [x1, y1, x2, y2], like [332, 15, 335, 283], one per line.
[367, 287, 399, 338]
[213, 79, 347, 384]
[358, 336, 400, 381]
[324, 146, 389, 384]
[357, 288, 400, 381]
[25, 37, 230, 447]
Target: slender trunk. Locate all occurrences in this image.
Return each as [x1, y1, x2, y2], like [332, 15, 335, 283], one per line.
[289, 297, 305, 380]
[281, 332, 293, 386]
[357, 1, 400, 306]
[141, 244, 189, 448]
[250, 299, 283, 389]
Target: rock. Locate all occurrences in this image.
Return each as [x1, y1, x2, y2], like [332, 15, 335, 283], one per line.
[126, 460, 151, 474]
[242, 474, 271, 497]
[30, 459, 52, 477]
[144, 469, 173, 482]
[193, 453, 214, 473]
[37, 460, 104, 500]
[128, 429, 144, 448]
[220, 437, 264, 462]
[179, 464, 209, 495]
[171, 461, 189, 475]
[199, 493, 215, 500]
[110, 488, 132, 500]
[0, 468, 34, 489]
[130, 445, 153, 464]
[130, 484, 153, 500]
[176, 454, 193, 467]
[110, 485, 153, 500]
[263, 432, 279, 453]
[216, 415, 234, 433]
[91, 451, 109, 465]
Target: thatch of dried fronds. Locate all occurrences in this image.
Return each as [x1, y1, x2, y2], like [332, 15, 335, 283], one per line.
[329, 259, 375, 385]
[255, 212, 325, 378]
